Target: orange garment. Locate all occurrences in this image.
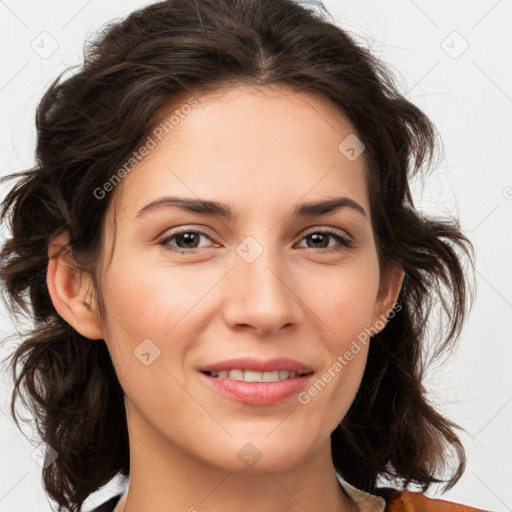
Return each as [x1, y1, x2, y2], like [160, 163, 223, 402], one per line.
[387, 490, 488, 511]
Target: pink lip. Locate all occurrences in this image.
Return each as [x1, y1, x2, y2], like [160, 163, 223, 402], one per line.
[199, 358, 313, 405]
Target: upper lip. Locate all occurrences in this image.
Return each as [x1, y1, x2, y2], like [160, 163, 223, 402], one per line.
[200, 357, 314, 375]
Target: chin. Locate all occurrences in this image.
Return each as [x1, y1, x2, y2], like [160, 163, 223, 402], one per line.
[195, 434, 318, 474]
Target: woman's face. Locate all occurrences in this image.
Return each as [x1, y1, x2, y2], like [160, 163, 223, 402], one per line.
[94, 85, 400, 473]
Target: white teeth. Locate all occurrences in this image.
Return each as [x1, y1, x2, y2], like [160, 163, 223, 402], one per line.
[229, 369, 244, 381]
[262, 371, 280, 382]
[209, 369, 301, 382]
[244, 370, 262, 382]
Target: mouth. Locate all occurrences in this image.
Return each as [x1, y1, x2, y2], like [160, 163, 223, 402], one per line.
[199, 358, 314, 405]
[202, 369, 311, 382]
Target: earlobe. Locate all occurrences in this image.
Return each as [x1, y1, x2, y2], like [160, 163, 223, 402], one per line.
[47, 230, 104, 340]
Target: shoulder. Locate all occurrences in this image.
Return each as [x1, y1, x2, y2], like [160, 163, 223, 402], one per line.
[387, 490, 488, 512]
[90, 493, 123, 512]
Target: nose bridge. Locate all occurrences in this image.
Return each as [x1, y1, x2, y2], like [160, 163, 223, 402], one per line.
[223, 234, 301, 334]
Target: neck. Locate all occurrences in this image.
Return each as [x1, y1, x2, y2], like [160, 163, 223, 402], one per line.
[117, 404, 358, 512]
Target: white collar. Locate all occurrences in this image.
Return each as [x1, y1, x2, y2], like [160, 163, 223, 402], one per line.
[336, 473, 386, 512]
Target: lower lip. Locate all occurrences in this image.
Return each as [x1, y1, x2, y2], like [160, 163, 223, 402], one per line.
[200, 372, 312, 405]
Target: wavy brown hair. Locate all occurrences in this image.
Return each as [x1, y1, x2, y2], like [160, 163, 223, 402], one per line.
[0, 0, 473, 510]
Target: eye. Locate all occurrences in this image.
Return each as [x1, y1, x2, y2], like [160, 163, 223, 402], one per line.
[297, 229, 353, 253]
[158, 227, 354, 255]
[158, 229, 217, 253]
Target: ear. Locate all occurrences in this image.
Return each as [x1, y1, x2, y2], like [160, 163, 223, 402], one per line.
[371, 263, 404, 331]
[46, 230, 104, 340]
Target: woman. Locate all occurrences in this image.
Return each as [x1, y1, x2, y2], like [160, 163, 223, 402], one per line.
[0, 0, 484, 511]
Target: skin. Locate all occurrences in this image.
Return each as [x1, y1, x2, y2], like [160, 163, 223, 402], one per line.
[47, 84, 403, 512]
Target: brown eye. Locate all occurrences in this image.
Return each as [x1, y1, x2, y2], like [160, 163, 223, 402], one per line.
[298, 229, 353, 253]
[173, 232, 202, 249]
[159, 229, 215, 253]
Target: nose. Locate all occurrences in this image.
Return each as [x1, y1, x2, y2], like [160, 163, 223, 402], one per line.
[221, 241, 303, 337]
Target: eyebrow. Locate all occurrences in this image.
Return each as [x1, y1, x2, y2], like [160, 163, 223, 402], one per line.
[136, 195, 367, 219]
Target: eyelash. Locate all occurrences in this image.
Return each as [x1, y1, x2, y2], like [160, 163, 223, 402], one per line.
[158, 228, 354, 254]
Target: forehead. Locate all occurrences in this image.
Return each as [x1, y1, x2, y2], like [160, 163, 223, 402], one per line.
[109, 84, 370, 222]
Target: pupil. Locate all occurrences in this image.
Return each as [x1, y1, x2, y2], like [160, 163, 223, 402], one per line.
[179, 232, 198, 248]
[310, 233, 327, 248]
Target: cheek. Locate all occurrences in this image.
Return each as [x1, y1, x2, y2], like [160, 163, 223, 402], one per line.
[100, 255, 208, 333]
[97, 255, 223, 375]
[97, 262, 209, 424]
[296, 255, 380, 418]
[303, 251, 381, 338]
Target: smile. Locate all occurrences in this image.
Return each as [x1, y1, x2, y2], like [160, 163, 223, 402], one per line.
[199, 358, 314, 405]
[205, 369, 304, 382]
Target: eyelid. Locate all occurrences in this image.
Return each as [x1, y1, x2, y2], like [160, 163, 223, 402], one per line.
[157, 224, 216, 240]
[296, 227, 354, 252]
[158, 226, 217, 248]
[300, 226, 352, 241]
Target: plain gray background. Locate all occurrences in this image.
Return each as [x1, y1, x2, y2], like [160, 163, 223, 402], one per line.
[1, 0, 511, 510]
